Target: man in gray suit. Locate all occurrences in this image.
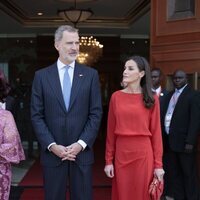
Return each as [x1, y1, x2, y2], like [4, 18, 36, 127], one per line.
[31, 25, 102, 200]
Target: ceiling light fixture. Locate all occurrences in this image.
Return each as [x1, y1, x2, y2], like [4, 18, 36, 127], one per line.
[57, 0, 93, 26]
[77, 36, 103, 66]
[37, 12, 43, 16]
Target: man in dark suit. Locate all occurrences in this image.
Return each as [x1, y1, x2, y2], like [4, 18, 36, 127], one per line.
[31, 25, 102, 200]
[151, 68, 170, 199]
[151, 67, 168, 101]
[5, 95, 16, 114]
[161, 70, 200, 200]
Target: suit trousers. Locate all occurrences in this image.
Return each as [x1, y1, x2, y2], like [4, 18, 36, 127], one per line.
[163, 148, 200, 200]
[43, 161, 93, 200]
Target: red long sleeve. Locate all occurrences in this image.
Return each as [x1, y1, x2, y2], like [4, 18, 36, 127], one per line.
[105, 91, 163, 167]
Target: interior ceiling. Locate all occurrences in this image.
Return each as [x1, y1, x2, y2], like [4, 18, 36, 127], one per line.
[0, 0, 150, 36]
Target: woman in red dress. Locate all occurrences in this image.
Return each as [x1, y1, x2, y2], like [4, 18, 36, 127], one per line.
[104, 56, 164, 200]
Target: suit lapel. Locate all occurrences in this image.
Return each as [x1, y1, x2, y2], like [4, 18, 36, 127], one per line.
[68, 63, 84, 110]
[163, 86, 190, 117]
[163, 91, 173, 115]
[173, 85, 190, 111]
[47, 64, 66, 112]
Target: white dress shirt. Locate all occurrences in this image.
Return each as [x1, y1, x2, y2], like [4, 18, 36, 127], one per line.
[57, 59, 74, 89]
[0, 102, 6, 109]
[164, 84, 187, 134]
[152, 86, 162, 97]
[48, 59, 87, 151]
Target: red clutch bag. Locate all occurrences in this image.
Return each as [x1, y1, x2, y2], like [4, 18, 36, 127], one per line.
[149, 177, 164, 200]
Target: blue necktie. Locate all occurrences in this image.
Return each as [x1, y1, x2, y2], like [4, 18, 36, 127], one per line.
[62, 66, 71, 110]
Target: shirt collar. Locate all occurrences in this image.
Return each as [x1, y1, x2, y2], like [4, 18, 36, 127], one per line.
[0, 102, 6, 109]
[152, 86, 161, 96]
[175, 84, 187, 94]
[57, 59, 75, 70]
[156, 86, 161, 95]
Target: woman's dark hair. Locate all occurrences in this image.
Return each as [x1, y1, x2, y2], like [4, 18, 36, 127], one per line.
[127, 55, 155, 108]
[0, 70, 11, 102]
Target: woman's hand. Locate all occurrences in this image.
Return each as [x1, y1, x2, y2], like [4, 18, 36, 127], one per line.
[154, 168, 165, 181]
[104, 164, 114, 178]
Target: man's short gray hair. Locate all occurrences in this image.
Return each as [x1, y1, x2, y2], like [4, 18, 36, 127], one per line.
[54, 25, 79, 43]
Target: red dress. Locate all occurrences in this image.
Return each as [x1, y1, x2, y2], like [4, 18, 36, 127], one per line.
[105, 91, 163, 200]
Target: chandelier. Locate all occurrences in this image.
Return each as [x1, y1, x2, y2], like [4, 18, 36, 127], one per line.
[77, 36, 103, 65]
[57, 0, 93, 26]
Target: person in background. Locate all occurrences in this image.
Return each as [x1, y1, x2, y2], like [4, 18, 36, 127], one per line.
[151, 68, 170, 199]
[0, 70, 25, 200]
[0, 70, 16, 116]
[31, 25, 102, 200]
[161, 70, 200, 200]
[104, 55, 164, 200]
[9, 76, 35, 159]
[5, 95, 16, 115]
[151, 67, 168, 102]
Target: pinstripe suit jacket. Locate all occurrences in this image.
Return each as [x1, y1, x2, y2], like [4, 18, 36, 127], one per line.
[31, 62, 102, 166]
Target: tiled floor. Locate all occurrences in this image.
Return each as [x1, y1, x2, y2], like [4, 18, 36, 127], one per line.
[11, 141, 39, 186]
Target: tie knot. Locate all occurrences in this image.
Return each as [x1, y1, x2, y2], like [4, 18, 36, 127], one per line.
[64, 66, 70, 76]
[175, 89, 180, 95]
[65, 65, 70, 70]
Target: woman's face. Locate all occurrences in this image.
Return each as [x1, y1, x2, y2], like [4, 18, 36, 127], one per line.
[122, 60, 144, 84]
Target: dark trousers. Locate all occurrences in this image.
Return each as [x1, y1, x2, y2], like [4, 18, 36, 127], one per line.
[43, 161, 93, 200]
[163, 148, 200, 200]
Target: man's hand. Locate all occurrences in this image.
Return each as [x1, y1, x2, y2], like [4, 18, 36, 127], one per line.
[49, 144, 69, 158]
[184, 143, 194, 153]
[62, 142, 82, 161]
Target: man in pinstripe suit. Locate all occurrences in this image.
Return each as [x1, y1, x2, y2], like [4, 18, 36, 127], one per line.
[31, 25, 102, 200]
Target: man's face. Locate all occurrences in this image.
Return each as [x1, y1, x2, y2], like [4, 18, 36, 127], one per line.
[151, 70, 161, 89]
[173, 71, 187, 89]
[55, 31, 79, 64]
